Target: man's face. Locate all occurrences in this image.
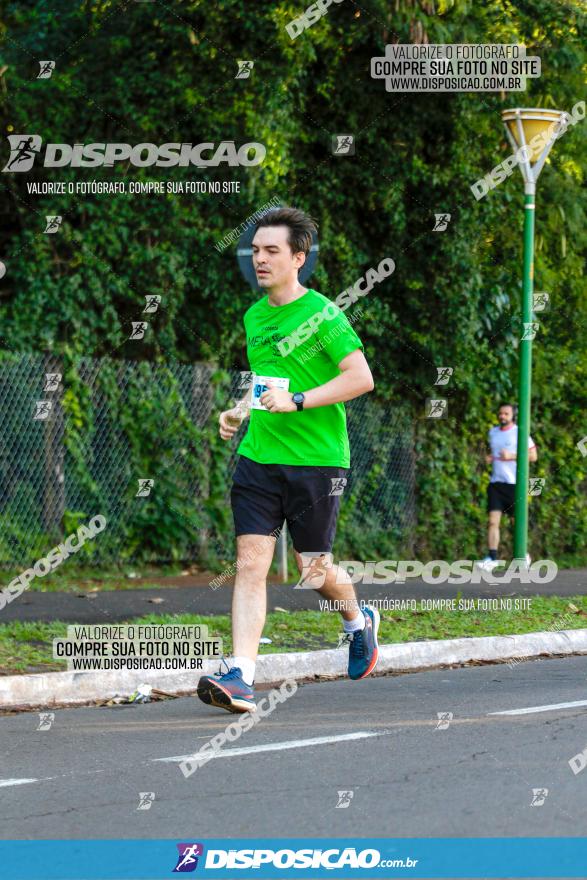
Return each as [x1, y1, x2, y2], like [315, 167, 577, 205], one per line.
[252, 225, 306, 289]
[498, 406, 514, 426]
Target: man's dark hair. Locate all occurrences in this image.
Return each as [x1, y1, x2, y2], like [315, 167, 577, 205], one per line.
[254, 206, 317, 256]
[498, 402, 518, 419]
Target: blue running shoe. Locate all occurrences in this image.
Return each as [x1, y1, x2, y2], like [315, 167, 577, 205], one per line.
[197, 663, 256, 714]
[346, 605, 380, 680]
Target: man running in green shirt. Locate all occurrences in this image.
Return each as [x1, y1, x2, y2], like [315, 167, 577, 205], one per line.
[197, 206, 379, 713]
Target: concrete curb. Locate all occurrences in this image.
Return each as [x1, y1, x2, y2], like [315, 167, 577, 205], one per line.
[1, 628, 587, 711]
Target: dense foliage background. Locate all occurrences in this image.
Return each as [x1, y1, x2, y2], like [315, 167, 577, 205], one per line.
[0, 0, 585, 566]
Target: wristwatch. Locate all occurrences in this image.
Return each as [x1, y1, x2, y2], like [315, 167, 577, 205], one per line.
[292, 392, 305, 412]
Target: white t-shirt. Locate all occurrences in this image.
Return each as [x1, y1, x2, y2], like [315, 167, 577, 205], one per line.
[489, 424, 536, 484]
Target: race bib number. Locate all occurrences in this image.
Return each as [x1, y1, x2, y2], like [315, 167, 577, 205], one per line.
[251, 374, 290, 410]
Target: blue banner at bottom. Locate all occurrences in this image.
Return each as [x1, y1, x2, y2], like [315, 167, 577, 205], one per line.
[0, 838, 586, 879]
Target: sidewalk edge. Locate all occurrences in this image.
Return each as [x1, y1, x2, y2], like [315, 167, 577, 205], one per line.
[1, 628, 586, 710]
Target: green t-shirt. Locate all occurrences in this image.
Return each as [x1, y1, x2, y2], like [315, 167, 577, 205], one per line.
[237, 288, 364, 467]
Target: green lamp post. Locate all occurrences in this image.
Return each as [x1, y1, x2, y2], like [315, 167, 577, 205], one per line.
[501, 108, 570, 562]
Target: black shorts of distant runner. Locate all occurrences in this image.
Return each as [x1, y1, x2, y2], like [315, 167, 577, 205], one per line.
[487, 481, 516, 515]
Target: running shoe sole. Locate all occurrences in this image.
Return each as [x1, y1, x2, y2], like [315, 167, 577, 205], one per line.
[197, 678, 256, 714]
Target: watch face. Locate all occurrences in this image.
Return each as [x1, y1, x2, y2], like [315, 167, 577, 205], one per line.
[293, 393, 303, 403]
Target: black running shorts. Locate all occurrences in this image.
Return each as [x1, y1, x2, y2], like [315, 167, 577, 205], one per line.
[487, 481, 516, 514]
[230, 455, 349, 553]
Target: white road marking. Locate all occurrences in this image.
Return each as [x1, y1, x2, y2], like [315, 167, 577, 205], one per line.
[155, 730, 393, 764]
[0, 778, 38, 787]
[489, 699, 587, 716]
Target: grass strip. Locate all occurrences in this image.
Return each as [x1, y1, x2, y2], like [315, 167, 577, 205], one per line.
[0, 595, 586, 675]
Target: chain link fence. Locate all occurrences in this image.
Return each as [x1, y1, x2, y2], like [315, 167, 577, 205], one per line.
[0, 352, 416, 570]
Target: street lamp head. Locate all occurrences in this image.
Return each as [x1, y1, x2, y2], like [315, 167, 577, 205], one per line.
[501, 107, 570, 191]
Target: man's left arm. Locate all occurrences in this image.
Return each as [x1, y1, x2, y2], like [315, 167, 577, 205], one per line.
[301, 349, 374, 409]
[501, 437, 538, 462]
[260, 349, 374, 413]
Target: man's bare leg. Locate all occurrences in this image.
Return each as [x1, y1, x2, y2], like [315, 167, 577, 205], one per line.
[232, 533, 276, 662]
[293, 549, 359, 620]
[293, 549, 380, 680]
[488, 510, 501, 554]
[197, 533, 276, 713]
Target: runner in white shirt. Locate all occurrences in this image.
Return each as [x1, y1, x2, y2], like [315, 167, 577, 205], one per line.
[478, 403, 537, 569]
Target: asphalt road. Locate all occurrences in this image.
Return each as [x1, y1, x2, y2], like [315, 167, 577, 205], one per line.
[3, 566, 587, 623]
[1, 655, 586, 844]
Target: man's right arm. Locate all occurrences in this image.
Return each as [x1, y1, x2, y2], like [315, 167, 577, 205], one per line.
[239, 382, 253, 414]
[219, 382, 253, 440]
[486, 431, 493, 465]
